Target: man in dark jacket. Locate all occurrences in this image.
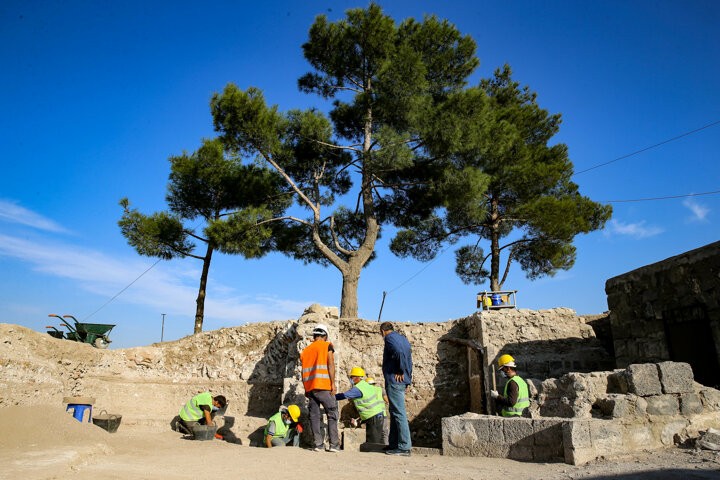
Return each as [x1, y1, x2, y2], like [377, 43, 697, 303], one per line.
[380, 321, 412, 456]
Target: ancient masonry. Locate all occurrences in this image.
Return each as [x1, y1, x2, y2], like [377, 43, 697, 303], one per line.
[2, 301, 720, 464]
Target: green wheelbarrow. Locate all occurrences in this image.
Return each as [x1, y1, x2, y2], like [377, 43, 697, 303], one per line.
[46, 314, 115, 349]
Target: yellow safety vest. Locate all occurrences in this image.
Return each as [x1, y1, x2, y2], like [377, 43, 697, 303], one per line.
[264, 411, 289, 438]
[353, 380, 385, 421]
[502, 376, 530, 417]
[179, 392, 212, 422]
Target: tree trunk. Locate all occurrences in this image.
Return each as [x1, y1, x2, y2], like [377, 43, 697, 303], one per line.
[340, 266, 360, 318]
[194, 243, 214, 334]
[489, 196, 501, 291]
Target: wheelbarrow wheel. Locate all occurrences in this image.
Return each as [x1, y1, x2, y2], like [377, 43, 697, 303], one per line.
[94, 337, 109, 349]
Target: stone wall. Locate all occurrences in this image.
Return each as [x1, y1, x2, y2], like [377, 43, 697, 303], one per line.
[442, 361, 720, 464]
[0, 305, 469, 448]
[605, 240, 720, 387]
[459, 308, 615, 414]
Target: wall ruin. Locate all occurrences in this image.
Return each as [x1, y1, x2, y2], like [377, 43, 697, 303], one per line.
[605, 240, 720, 387]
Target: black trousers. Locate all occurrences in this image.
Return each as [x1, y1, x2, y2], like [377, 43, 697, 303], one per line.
[364, 413, 385, 444]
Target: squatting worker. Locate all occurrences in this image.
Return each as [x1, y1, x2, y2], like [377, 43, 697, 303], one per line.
[491, 354, 530, 417]
[300, 323, 340, 452]
[335, 367, 385, 444]
[178, 392, 227, 434]
[367, 376, 390, 445]
[264, 404, 303, 448]
[380, 321, 413, 456]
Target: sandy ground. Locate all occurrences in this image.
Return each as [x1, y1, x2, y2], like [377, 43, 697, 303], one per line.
[1, 406, 719, 480]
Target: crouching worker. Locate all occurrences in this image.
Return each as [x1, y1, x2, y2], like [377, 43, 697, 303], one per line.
[265, 404, 303, 448]
[336, 367, 385, 444]
[490, 354, 529, 417]
[178, 392, 227, 434]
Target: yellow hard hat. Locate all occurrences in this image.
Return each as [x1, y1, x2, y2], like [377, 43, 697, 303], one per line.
[497, 354, 516, 369]
[349, 366, 366, 377]
[366, 377, 376, 385]
[287, 404, 301, 422]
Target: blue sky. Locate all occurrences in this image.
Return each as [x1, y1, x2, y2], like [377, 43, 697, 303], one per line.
[1, 1, 718, 348]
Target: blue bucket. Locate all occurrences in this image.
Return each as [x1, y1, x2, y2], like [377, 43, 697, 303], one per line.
[491, 294, 502, 306]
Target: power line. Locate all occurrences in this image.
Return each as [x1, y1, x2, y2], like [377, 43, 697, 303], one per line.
[83, 258, 162, 321]
[602, 189, 720, 203]
[574, 119, 720, 176]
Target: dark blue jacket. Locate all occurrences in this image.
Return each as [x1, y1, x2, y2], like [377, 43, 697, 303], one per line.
[382, 331, 413, 385]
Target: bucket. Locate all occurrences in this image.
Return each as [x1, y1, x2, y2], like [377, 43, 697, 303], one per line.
[491, 293, 503, 306]
[92, 410, 122, 433]
[191, 424, 217, 441]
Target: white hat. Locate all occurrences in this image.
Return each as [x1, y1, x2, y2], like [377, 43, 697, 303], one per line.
[312, 324, 329, 336]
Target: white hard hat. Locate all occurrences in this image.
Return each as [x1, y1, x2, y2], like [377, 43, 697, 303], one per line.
[312, 324, 329, 336]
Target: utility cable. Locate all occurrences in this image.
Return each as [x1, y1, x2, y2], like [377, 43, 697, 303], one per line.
[602, 189, 720, 203]
[82, 258, 163, 321]
[574, 119, 720, 175]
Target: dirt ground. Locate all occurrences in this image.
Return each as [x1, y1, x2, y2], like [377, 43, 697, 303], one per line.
[1, 405, 719, 480]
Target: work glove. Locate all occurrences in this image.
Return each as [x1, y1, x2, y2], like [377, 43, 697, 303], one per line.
[295, 424, 303, 434]
[350, 417, 361, 428]
[490, 390, 499, 399]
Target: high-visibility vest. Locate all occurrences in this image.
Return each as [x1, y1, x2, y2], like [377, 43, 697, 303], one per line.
[264, 411, 289, 439]
[501, 376, 530, 417]
[179, 392, 212, 422]
[301, 340, 332, 391]
[353, 380, 386, 421]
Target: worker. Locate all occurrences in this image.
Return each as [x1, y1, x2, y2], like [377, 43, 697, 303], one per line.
[381, 321, 413, 456]
[490, 354, 530, 417]
[335, 367, 385, 444]
[367, 377, 389, 445]
[177, 392, 227, 434]
[300, 323, 340, 452]
[264, 404, 303, 448]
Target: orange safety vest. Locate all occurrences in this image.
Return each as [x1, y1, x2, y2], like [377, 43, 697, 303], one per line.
[301, 340, 332, 392]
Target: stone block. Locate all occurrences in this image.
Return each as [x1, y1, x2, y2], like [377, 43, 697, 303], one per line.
[562, 419, 591, 449]
[657, 362, 694, 394]
[441, 417, 479, 456]
[503, 418, 534, 447]
[625, 364, 662, 396]
[660, 419, 689, 446]
[700, 388, 720, 411]
[680, 393, 704, 416]
[624, 423, 656, 449]
[532, 444, 565, 462]
[588, 420, 623, 454]
[645, 394, 679, 416]
[532, 419, 564, 446]
[341, 428, 364, 451]
[607, 370, 629, 394]
[508, 444, 534, 461]
[486, 418, 509, 457]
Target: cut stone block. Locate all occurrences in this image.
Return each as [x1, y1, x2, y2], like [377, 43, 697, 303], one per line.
[503, 418, 534, 447]
[625, 364, 662, 396]
[645, 395, 679, 416]
[658, 362, 694, 394]
[679, 393, 704, 416]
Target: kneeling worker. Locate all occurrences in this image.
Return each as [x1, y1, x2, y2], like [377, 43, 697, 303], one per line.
[265, 404, 302, 448]
[336, 367, 385, 444]
[178, 392, 227, 434]
[490, 354, 530, 417]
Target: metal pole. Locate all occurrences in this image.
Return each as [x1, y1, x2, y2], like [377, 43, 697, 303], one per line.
[161, 313, 166, 342]
[377, 291, 387, 322]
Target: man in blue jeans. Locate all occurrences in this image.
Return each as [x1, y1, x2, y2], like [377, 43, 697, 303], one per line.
[380, 321, 413, 456]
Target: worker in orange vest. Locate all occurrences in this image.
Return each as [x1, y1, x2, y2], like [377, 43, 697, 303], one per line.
[300, 323, 340, 452]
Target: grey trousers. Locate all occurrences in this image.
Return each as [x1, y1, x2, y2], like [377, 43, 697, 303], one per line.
[307, 389, 339, 449]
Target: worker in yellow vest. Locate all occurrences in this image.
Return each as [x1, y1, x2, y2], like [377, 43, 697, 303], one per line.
[336, 367, 385, 444]
[300, 324, 340, 452]
[177, 392, 227, 434]
[367, 377, 389, 444]
[264, 404, 302, 448]
[490, 354, 530, 417]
